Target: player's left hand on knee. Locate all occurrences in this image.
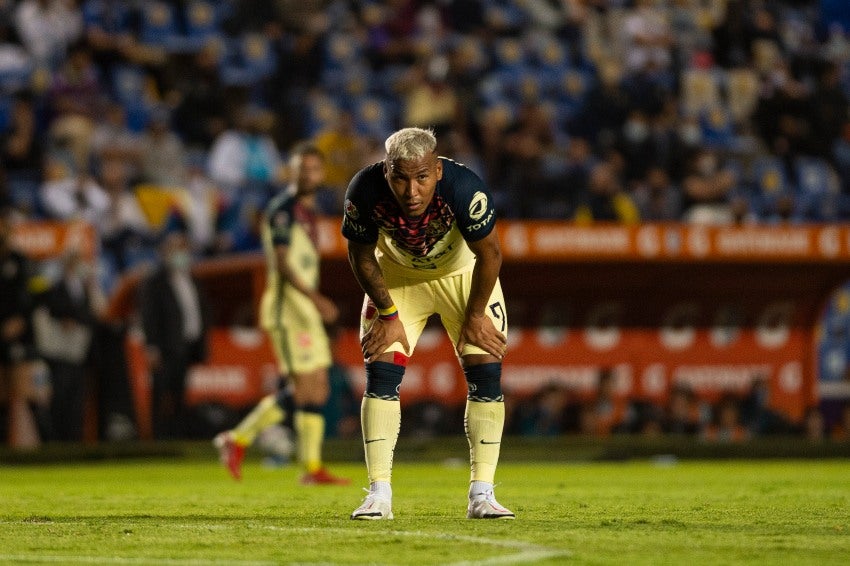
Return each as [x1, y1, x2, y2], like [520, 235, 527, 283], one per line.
[457, 313, 507, 359]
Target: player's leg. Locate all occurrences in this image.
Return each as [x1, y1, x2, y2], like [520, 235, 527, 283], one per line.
[214, 328, 289, 480]
[352, 282, 429, 520]
[293, 364, 349, 485]
[438, 275, 514, 519]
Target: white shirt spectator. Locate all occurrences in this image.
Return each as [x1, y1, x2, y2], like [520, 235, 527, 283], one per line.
[14, 0, 83, 66]
[207, 130, 282, 193]
[40, 175, 110, 225]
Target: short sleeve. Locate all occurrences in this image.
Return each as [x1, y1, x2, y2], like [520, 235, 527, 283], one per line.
[341, 165, 380, 243]
[444, 161, 497, 242]
[266, 198, 294, 246]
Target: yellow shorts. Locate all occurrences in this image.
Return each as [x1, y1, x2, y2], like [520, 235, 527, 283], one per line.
[359, 270, 507, 360]
[261, 288, 332, 375]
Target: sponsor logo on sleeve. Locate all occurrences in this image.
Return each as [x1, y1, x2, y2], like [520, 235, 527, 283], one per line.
[469, 191, 488, 220]
[344, 199, 359, 220]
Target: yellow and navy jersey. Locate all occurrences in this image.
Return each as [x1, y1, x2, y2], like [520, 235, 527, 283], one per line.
[259, 191, 321, 328]
[341, 157, 496, 279]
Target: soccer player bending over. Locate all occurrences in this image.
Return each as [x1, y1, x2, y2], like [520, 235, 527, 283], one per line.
[342, 127, 514, 519]
[215, 145, 348, 486]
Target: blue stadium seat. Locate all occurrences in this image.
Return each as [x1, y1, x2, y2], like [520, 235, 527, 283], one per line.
[353, 96, 396, 140]
[182, 0, 222, 51]
[0, 95, 11, 133]
[219, 33, 277, 86]
[139, 1, 181, 48]
[305, 94, 340, 137]
[794, 157, 841, 221]
[323, 33, 364, 71]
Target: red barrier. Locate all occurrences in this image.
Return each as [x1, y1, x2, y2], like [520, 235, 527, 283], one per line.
[114, 220, 850, 437]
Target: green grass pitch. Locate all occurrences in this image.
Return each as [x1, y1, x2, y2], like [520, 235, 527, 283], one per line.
[1, 453, 848, 565]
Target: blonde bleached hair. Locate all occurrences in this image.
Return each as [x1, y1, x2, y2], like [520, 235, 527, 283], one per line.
[384, 127, 437, 162]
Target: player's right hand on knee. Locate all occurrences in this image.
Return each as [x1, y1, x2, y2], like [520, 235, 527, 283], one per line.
[361, 317, 409, 363]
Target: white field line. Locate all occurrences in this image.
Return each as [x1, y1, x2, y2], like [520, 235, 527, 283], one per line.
[193, 525, 571, 565]
[0, 524, 570, 565]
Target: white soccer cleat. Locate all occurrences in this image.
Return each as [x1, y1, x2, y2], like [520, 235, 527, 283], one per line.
[350, 491, 393, 520]
[467, 490, 515, 519]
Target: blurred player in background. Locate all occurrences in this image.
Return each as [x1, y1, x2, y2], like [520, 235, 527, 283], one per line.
[215, 144, 349, 485]
[343, 127, 514, 520]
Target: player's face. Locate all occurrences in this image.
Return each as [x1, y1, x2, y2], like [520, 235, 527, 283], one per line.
[383, 153, 443, 218]
[294, 153, 325, 195]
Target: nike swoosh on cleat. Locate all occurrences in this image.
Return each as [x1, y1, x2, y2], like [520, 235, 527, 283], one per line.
[479, 440, 501, 445]
[365, 438, 386, 444]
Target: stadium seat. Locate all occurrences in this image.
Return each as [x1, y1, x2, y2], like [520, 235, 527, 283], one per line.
[699, 107, 735, 150]
[794, 157, 841, 221]
[182, 0, 222, 50]
[323, 33, 363, 71]
[220, 33, 277, 86]
[139, 1, 181, 48]
[0, 95, 11, 132]
[305, 94, 340, 137]
[353, 96, 396, 140]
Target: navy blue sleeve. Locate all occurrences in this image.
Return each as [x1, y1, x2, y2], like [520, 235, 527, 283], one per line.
[341, 164, 380, 244]
[441, 159, 497, 242]
[266, 195, 295, 246]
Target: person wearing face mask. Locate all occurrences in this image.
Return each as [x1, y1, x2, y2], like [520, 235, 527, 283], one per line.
[35, 250, 105, 442]
[138, 228, 210, 439]
[681, 148, 738, 224]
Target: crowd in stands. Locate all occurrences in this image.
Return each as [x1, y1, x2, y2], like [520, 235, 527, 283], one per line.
[3, 0, 850, 444]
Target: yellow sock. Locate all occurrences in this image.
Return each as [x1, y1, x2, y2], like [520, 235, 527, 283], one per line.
[295, 410, 325, 473]
[361, 397, 401, 483]
[465, 400, 505, 483]
[231, 395, 284, 446]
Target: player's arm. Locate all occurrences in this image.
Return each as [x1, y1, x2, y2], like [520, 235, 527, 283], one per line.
[347, 240, 409, 362]
[457, 230, 506, 360]
[274, 243, 338, 324]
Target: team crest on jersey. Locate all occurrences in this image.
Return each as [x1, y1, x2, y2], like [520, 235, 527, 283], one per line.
[426, 218, 448, 237]
[469, 191, 488, 220]
[344, 199, 359, 219]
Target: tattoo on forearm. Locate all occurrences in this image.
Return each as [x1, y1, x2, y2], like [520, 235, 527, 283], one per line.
[356, 255, 392, 308]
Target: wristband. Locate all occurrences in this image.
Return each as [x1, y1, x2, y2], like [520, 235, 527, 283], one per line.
[378, 305, 398, 320]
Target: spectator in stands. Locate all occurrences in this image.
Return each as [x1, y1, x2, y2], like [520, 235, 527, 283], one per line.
[138, 227, 209, 439]
[207, 104, 282, 199]
[47, 40, 104, 172]
[170, 43, 228, 151]
[632, 166, 682, 221]
[574, 161, 640, 224]
[312, 110, 364, 214]
[40, 168, 110, 226]
[181, 151, 222, 256]
[701, 396, 749, 443]
[622, 0, 674, 74]
[90, 101, 142, 178]
[0, 93, 43, 204]
[97, 157, 152, 271]
[36, 249, 104, 442]
[681, 147, 737, 224]
[138, 106, 188, 187]
[14, 0, 83, 67]
[401, 54, 459, 132]
[0, 207, 39, 447]
[579, 368, 631, 436]
[0, 20, 33, 83]
[663, 385, 706, 436]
